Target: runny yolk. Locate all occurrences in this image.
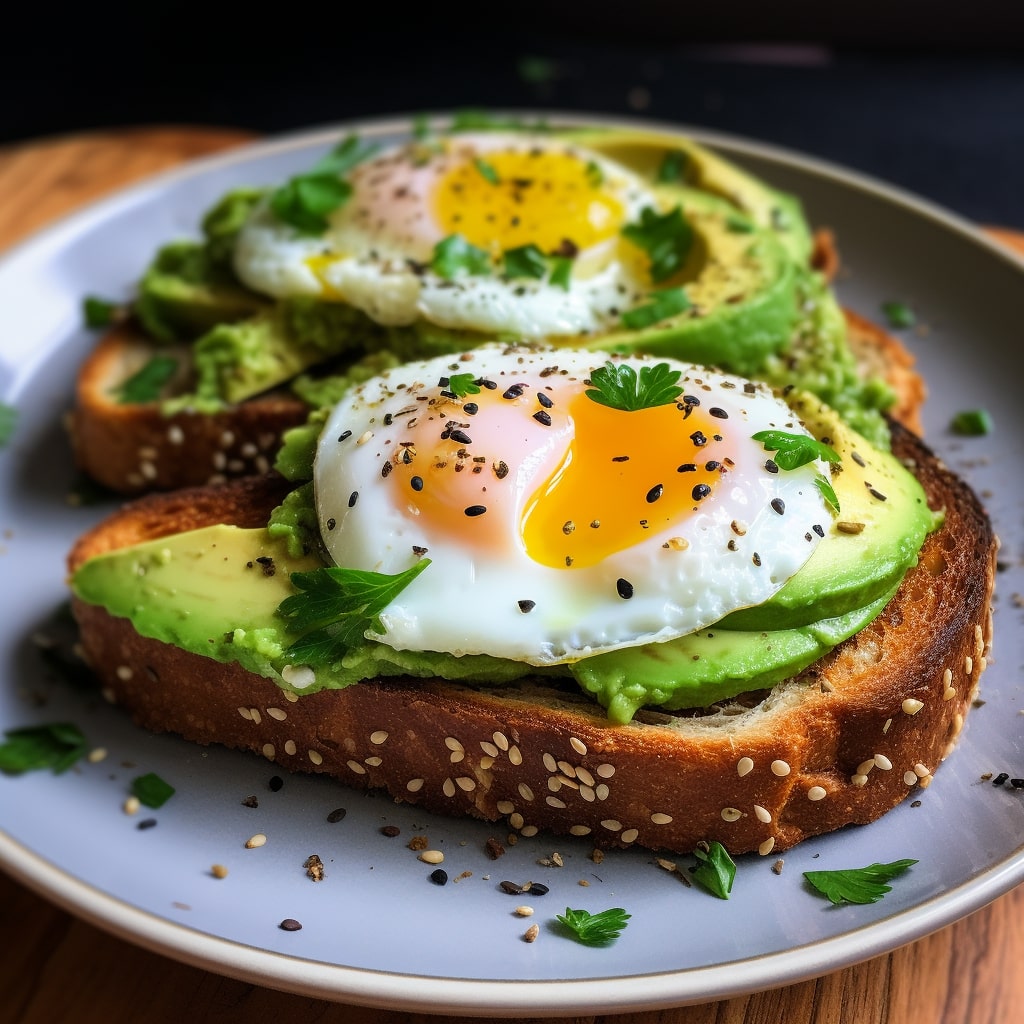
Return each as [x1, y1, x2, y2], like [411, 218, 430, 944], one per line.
[432, 148, 626, 257]
[520, 396, 727, 569]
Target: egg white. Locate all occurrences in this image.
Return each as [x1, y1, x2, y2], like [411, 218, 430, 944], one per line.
[313, 347, 832, 665]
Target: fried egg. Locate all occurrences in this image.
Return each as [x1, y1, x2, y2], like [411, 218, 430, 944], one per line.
[233, 133, 659, 339]
[313, 347, 832, 665]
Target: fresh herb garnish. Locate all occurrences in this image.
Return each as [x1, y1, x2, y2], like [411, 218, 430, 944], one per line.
[657, 148, 688, 183]
[503, 243, 548, 280]
[82, 295, 122, 329]
[621, 286, 690, 329]
[114, 355, 179, 404]
[555, 907, 630, 945]
[881, 300, 916, 329]
[804, 858, 918, 905]
[449, 109, 550, 133]
[951, 409, 993, 436]
[815, 475, 841, 514]
[751, 430, 841, 471]
[691, 840, 736, 899]
[431, 234, 492, 279]
[0, 723, 88, 775]
[725, 213, 755, 234]
[131, 771, 176, 809]
[585, 159, 604, 188]
[549, 255, 573, 291]
[621, 205, 693, 283]
[585, 360, 683, 412]
[270, 134, 378, 234]
[474, 157, 501, 185]
[279, 560, 431, 667]
[446, 372, 482, 399]
[0, 402, 16, 449]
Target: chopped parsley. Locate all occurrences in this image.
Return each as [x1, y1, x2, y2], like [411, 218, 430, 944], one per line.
[82, 295, 122, 329]
[131, 771, 176, 809]
[555, 907, 630, 945]
[0, 723, 88, 775]
[951, 409, 993, 436]
[621, 205, 693, 283]
[804, 858, 918, 905]
[585, 360, 683, 412]
[270, 134, 378, 234]
[503, 244, 548, 280]
[621, 286, 690, 330]
[431, 234, 492, 279]
[656, 148, 688, 184]
[445, 372, 482, 399]
[0, 401, 16, 449]
[114, 355, 179, 404]
[279, 560, 430, 666]
[881, 300, 916, 329]
[473, 157, 501, 185]
[691, 840, 736, 899]
[751, 430, 841, 471]
[815, 476, 841, 514]
[549, 255, 573, 291]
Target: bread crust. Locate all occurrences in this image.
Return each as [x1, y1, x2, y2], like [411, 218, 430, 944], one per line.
[68, 422, 995, 856]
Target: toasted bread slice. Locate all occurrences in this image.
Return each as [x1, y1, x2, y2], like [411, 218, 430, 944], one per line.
[68, 420, 994, 855]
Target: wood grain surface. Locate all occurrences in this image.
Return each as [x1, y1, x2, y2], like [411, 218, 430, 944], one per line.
[1, 126, 1021, 1024]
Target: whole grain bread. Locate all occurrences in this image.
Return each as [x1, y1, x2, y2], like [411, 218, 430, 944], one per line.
[68, 421, 994, 856]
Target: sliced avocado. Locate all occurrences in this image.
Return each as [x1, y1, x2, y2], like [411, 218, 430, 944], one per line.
[570, 582, 899, 724]
[557, 126, 813, 264]
[717, 392, 940, 632]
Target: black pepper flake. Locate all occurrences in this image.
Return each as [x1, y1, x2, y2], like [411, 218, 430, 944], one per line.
[868, 487, 888, 502]
[533, 410, 552, 426]
[690, 430, 708, 447]
[337, 429, 352, 442]
[677, 463, 696, 473]
[477, 378, 497, 390]
[679, 395, 700, 418]
[813, 524, 825, 537]
[465, 504, 487, 517]
[348, 491, 359, 508]
[381, 461, 393, 478]
[383, 413, 394, 426]
[765, 459, 779, 474]
[402, 449, 413, 464]
[616, 578, 634, 600]
[565, 555, 574, 566]
[646, 483, 664, 503]
[1011, 778, 1024, 789]
[449, 428, 473, 445]
[993, 773, 1009, 786]
[612, 455, 630, 463]
[709, 407, 728, 419]
[518, 599, 536, 613]
[412, 545, 428, 556]
[255, 556, 275, 577]
[771, 498, 786, 515]
[852, 451, 866, 467]
[279, 919, 303, 932]
[494, 461, 510, 480]
[692, 483, 711, 501]
[752, 552, 762, 567]
[464, 402, 479, 415]
[242, 796, 258, 808]
[269, 775, 284, 792]
[327, 808, 348, 823]
[326, 517, 336, 531]
[429, 868, 449, 886]
[537, 391, 553, 409]
[526, 882, 549, 896]
[411, 475, 424, 491]
[502, 383, 526, 400]
[705, 460, 721, 472]
[137, 818, 157, 830]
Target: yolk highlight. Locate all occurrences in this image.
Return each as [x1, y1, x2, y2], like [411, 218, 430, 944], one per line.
[520, 398, 727, 569]
[433, 148, 626, 257]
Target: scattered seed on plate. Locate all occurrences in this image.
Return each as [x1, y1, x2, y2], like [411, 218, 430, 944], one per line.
[429, 868, 449, 886]
[279, 918, 302, 932]
[245, 833, 267, 849]
[211, 864, 229, 879]
[523, 924, 540, 943]
[408, 835, 429, 851]
[419, 850, 445, 865]
[137, 818, 157, 831]
[268, 776, 284, 792]
[327, 808, 347, 823]
[380, 824, 401, 837]
[242, 796, 258, 808]
[514, 905, 534, 916]
[485, 837, 505, 859]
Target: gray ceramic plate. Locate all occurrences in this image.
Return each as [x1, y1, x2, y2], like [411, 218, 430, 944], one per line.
[1, 114, 1022, 1016]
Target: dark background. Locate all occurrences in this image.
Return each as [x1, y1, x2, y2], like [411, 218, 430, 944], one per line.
[4, 5, 1024, 227]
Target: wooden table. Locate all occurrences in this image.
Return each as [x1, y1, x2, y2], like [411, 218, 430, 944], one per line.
[1, 126, 1021, 1024]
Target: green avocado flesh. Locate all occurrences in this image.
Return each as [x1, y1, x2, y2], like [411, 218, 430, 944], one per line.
[71, 400, 936, 723]
[119, 126, 893, 449]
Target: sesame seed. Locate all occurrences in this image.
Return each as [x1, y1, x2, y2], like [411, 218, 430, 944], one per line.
[944, 686, 957, 701]
[737, 756, 754, 777]
[904, 771, 919, 786]
[419, 850, 445, 864]
[267, 707, 287, 721]
[407, 778, 425, 792]
[365, 756, 383, 767]
[503, 384, 526, 400]
[456, 777, 476, 791]
[524, 924, 540, 943]
[902, 698, 925, 715]
[807, 786, 827, 801]
[873, 754, 893, 771]
[493, 731, 510, 751]
[857, 759, 876, 775]
[542, 752, 557, 772]
[851, 774, 868, 787]
[245, 833, 267, 849]
[262, 743, 276, 759]
[754, 805, 772, 823]
[496, 800, 515, 814]
[87, 747, 108, 764]
[356, 430, 373, 445]
[211, 864, 228, 879]
[770, 498, 786, 515]
[249, 709, 262, 725]
[758, 837, 776, 856]
[914, 763, 930, 777]
[965, 655, 974, 675]
[575, 767, 595, 787]
[445, 736, 465, 752]
[721, 807, 742, 822]
[601, 819, 622, 831]
[546, 796, 567, 809]
[347, 760, 366, 775]
[570, 736, 588, 756]
[123, 796, 140, 816]
[578, 785, 596, 801]
[370, 730, 389, 744]
[284, 740, 296, 755]
[308, 750, 324, 765]
[508, 746, 523, 766]
[464, 402, 479, 415]
[677, 462, 696, 473]
[442, 778, 456, 797]
[665, 536, 689, 550]
[509, 812, 525, 829]
[596, 763, 615, 778]
[650, 812, 673, 825]
[167, 425, 185, 445]
[621, 829, 639, 843]
[116, 665, 133, 681]
[518, 783, 535, 801]
[569, 825, 592, 836]
[770, 760, 791, 777]
[537, 392, 554, 409]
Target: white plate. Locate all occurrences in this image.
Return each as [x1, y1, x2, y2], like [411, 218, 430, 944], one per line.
[1, 114, 1022, 1017]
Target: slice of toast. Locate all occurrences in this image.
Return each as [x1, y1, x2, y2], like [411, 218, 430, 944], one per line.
[68, 420, 995, 855]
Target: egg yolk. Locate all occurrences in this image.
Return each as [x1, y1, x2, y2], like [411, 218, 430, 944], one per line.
[520, 398, 727, 568]
[432, 148, 627, 257]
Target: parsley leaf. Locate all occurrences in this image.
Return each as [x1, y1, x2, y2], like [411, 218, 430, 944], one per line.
[549, 256, 573, 291]
[751, 430, 841, 471]
[585, 160, 604, 188]
[621, 286, 690, 330]
[114, 355, 179, 404]
[474, 157, 500, 185]
[881, 300, 916, 329]
[804, 859, 918, 905]
[445, 373, 481, 399]
[815, 475, 841, 514]
[0, 402, 16, 449]
[585, 360, 683, 413]
[83, 295, 123, 329]
[657, 148, 688, 183]
[131, 772, 176, 809]
[431, 234, 492, 279]
[951, 409, 993, 436]
[556, 907, 630, 946]
[503, 244, 548, 280]
[621, 205, 693, 283]
[0, 723, 88, 775]
[270, 135, 378, 234]
[691, 840, 736, 899]
[278, 560, 430, 667]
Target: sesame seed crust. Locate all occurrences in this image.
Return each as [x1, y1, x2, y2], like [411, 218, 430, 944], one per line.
[69, 419, 996, 855]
